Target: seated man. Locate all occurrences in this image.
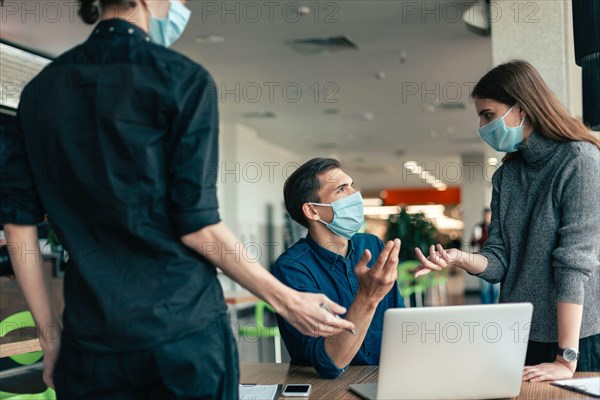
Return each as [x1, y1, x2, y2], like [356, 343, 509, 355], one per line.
[273, 158, 403, 378]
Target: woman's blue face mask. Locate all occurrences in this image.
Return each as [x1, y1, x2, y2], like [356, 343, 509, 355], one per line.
[148, 0, 191, 48]
[478, 105, 525, 153]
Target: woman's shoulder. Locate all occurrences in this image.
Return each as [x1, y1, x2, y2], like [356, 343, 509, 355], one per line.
[563, 139, 600, 157]
[554, 140, 600, 172]
[490, 162, 507, 184]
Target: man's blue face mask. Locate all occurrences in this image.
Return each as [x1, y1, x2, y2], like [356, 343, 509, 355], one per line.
[148, 0, 191, 48]
[310, 192, 365, 240]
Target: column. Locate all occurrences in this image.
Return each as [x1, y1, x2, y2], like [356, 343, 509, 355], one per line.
[490, 0, 582, 116]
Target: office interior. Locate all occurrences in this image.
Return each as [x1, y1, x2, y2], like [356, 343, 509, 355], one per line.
[0, 0, 599, 397]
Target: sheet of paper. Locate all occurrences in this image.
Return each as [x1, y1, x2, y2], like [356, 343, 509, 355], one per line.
[553, 377, 600, 396]
[239, 384, 280, 400]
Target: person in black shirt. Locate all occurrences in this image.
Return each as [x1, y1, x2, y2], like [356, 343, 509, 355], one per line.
[0, 0, 354, 398]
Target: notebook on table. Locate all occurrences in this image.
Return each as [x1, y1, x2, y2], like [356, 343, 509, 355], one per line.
[552, 377, 600, 398]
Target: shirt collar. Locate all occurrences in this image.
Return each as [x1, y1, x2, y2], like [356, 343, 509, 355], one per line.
[305, 233, 355, 268]
[518, 131, 560, 164]
[90, 19, 151, 42]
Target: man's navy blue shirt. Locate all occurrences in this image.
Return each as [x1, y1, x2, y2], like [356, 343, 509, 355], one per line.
[272, 233, 404, 378]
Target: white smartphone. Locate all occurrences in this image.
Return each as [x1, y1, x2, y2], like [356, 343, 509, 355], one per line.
[282, 384, 312, 397]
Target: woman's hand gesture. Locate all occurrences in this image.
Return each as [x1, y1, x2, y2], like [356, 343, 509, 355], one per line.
[414, 244, 463, 278]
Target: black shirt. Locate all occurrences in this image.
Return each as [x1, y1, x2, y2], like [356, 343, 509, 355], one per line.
[0, 19, 227, 352]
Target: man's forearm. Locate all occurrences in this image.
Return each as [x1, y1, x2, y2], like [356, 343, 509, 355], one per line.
[181, 222, 294, 313]
[324, 293, 378, 369]
[182, 222, 356, 339]
[4, 224, 61, 341]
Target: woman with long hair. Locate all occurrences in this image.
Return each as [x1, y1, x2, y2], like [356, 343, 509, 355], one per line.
[415, 60, 600, 381]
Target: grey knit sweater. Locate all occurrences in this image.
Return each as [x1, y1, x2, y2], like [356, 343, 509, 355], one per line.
[479, 131, 600, 342]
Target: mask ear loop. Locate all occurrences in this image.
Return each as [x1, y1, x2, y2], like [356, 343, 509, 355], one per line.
[309, 202, 332, 207]
[307, 202, 333, 226]
[503, 104, 527, 127]
[501, 104, 515, 119]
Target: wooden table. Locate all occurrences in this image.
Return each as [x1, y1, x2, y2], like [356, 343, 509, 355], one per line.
[240, 363, 600, 399]
[0, 338, 41, 359]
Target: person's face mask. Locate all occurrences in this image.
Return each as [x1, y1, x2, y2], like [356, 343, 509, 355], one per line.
[478, 105, 525, 153]
[309, 192, 364, 240]
[148, 0, 191, 47]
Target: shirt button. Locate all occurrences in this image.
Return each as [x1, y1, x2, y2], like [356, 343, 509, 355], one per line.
[128, 28, 134, 34]
[109, 26, 115, 32]
[95, 29, 99, 34]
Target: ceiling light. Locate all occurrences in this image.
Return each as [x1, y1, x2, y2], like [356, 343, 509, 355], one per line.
[433, 217, 464, 230]
[313, 142, 336, 150]
[363, 206, 401, 217]
[287, 36, 358, 55]
[406, 205, 445, 217]
[399, 50, 408, 64]
[422, 102, 467, 112]
[195, 35, 225, 44]
[360, 112, 375, 121]
[488, 157, 498, 166]
[363, 198, 384, 207]
[405, 205, 464, 230]
[242, 111, 276, 119]
[298, 5, 311, 15]
[404, 161, 421, 175]
[463, 0, 491, 36]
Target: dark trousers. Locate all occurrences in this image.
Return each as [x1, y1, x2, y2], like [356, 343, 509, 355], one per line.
[525, 333, 600, 371]
[54, 315, 239, 400]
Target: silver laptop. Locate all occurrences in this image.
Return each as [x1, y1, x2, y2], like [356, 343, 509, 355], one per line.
[350, 303, 533, 400]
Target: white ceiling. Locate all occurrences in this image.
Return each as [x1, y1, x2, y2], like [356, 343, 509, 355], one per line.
[1, 0, 493, 191]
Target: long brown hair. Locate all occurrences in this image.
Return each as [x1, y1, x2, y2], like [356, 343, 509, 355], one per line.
[472, 60, 600, 161]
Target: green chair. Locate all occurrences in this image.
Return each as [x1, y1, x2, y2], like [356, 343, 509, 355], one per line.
[0, 312, 55, 400]
[397, 261, 428, 307]
[239, 301, 282, 363]
[0, 311, 44, 365]
[0, 388, 56, 400]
